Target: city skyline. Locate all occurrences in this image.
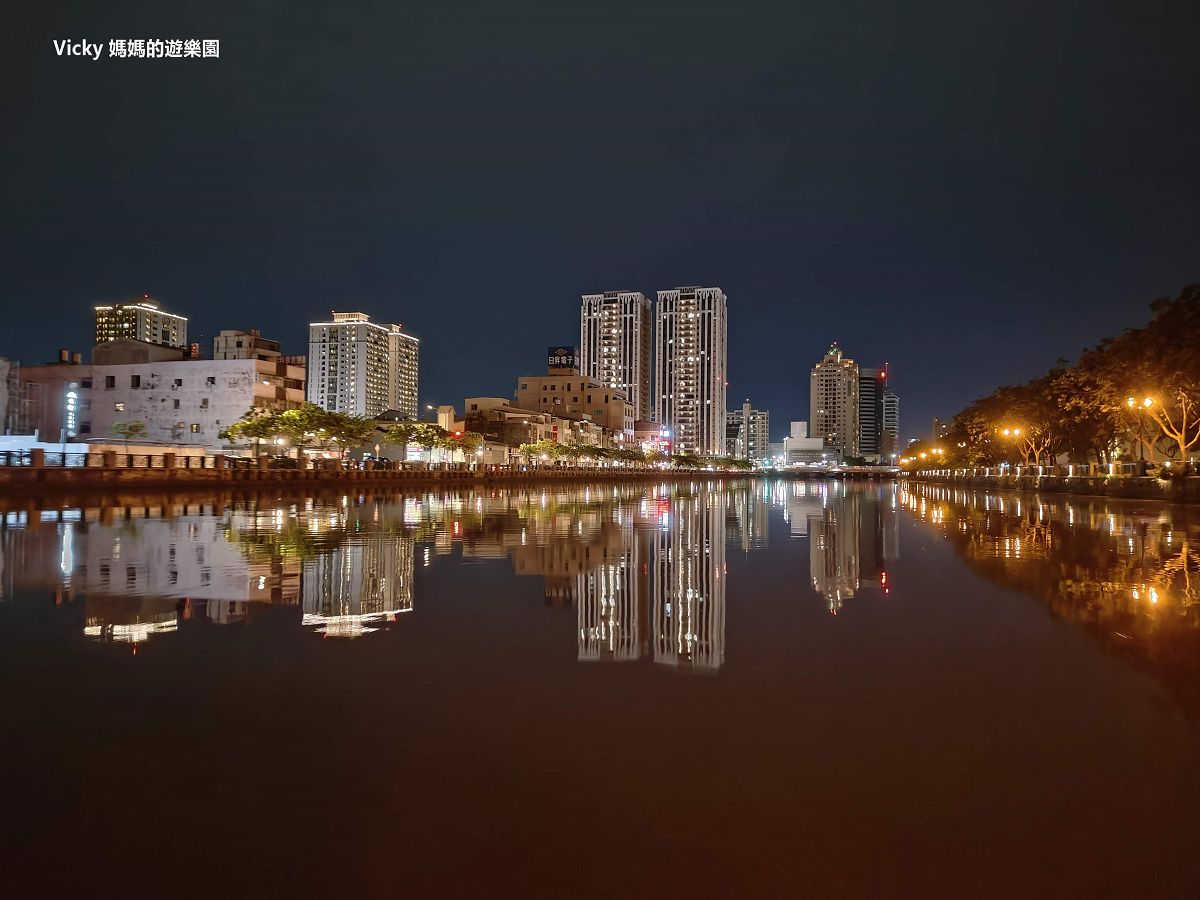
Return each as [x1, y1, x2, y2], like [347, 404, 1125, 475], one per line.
[11, 6, 1198, 442]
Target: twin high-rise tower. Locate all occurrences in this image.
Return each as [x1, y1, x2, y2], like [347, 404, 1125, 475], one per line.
[579, 286, 728, 456]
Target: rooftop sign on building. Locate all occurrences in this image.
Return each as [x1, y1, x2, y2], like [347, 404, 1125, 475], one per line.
[547, 346, 579, 372]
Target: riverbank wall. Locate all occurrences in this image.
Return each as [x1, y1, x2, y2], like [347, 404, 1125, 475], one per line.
[906, 472, 1200, 503]
[0, 461, 756, 495]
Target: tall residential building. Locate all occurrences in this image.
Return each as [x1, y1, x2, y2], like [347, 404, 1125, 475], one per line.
[881, 389, 900, 459]
[214, 329, 281, 361]
[94, 296, 188, 349]
[580, 291, 653, 422]
[387, 326, 420, 421]
[726, 399, 770, 462]
[655, 286, 728, 455]
[810, 342, 859, 458]
[858, 367, 884, 462]
[307, 312, 419, 419]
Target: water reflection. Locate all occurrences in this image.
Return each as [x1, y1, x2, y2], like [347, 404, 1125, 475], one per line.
[781, 481, 900, 613]
[3, 479, 1199, 707]
[0, 482, 912, 667]
[900, 482, 1200, 717]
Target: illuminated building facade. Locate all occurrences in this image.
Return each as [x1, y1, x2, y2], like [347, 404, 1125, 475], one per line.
[579, 291, 653, 422]
[650, 488, 727, 670]
[655, 286, 728, 455]
[726, 399, 770, 462]
[307, 311, 419, 419]
[94, 296, 187, 349]
[810, 342, 859, 459]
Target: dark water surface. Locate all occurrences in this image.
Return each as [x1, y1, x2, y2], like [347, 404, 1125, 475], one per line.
[2, 479, 1199, 898]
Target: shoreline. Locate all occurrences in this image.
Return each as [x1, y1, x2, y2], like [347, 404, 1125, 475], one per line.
[0, 464, 760, 498]
[904, 473, 1200, 504]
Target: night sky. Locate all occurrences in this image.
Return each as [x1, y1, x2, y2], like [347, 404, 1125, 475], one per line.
[6, 1, 1199, 441]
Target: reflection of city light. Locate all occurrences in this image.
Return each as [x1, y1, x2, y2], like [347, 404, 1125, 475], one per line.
[84, 615, 177, 644]
[303, 610, 409, 638]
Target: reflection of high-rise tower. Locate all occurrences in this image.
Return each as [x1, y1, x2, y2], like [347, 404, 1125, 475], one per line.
[808, 485, 900, 613]
[577, 528, 650, 662]
[727, 482, 770, 551]
[302, 532, 415, 637]
[651, 488, 727, 670]
[810, 487, 860, 613]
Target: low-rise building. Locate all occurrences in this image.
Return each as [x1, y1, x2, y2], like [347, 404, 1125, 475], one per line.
[513, 364, 634, 441]
[91, 358, 305, 451]
[462, 397, 610, 449]
[214, 329, 282, 361]
[5, 351, 92, 438]
[782, 421, 830, 466]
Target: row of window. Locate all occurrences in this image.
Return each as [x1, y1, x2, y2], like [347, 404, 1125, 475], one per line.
[103, 375, 218, 389]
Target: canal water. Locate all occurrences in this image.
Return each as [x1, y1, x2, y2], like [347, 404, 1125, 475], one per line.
[1, 480, 1198, 897]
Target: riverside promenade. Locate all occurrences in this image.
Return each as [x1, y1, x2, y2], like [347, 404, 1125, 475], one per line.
[906, 465, 1200, 503]
[0, 448, 757, 495]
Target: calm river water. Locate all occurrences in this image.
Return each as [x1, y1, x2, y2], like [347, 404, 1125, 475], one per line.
[1, 479, 1199, 897]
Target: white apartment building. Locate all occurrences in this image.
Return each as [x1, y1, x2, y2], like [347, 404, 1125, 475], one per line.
[307, 312, 419, 419]
[94, 296, 188, 349]
[387, 326, 420, 421]
[579, 291, 653, 422]
[726, 399, 770, 462]
[90, 358, 305, 451]
[655, 286, 728, 455]
[810, 342, 860, 458]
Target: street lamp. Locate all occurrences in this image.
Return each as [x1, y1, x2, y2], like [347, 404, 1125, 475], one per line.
[1126, 396, 1155, 462]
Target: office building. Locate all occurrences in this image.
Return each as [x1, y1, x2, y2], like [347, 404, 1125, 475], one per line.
[579, 291, 653, 422]
[307, 311, 419, 419]
[810, 342, 859, 458]
[214, 329, 281, 361]
[655, 286, 728, 455]
[858, 367, 884, 462]
[94, 296, 188, 349]
[726, 399, 770, 462]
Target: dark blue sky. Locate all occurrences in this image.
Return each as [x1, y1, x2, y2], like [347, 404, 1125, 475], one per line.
[5, 0, 1198, 440]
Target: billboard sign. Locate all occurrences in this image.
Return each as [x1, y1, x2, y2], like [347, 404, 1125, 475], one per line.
[547, 346, 579, 371]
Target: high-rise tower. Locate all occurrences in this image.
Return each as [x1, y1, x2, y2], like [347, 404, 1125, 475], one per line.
[307, 311, 419, 419]
[655, 286, 728, 455]
[810, 342, 859, 458]
[580, 291, 652, 422]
